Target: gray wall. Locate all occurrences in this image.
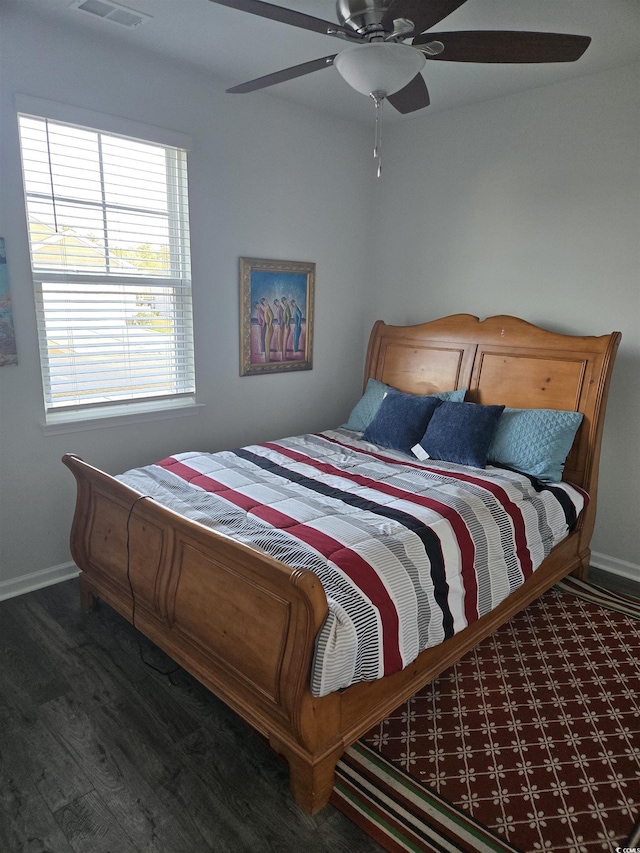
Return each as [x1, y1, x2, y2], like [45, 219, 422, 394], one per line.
[0, 3, 637, 595]
[366, 62, 640, 575]
[0, 5, 372, 593]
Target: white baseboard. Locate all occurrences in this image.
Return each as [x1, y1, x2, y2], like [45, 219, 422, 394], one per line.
[0, 552, 637, 603]
[590, 551, 640, 582]
[0, 562, 79, 602]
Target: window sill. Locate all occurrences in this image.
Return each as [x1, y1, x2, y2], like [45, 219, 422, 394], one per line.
[41, 400, 205, 435]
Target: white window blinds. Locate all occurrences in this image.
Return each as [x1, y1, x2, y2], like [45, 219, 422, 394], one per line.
[18, 111, 195, 420]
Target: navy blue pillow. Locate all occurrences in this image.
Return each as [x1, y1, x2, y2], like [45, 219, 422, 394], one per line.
[414, 401, 505, 468]
[362, 390, 443, 455]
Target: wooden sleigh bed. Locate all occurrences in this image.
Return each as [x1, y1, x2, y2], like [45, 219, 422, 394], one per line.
[62, 314, 620, 814]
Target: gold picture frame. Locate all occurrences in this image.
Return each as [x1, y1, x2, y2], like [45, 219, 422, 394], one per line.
[240, 257, 315, 376]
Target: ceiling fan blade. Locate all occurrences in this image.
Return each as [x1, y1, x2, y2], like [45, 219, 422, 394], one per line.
[413, 31, 591, 63]
[381, 0, 468, 39]
[387, 72, 430, 113]
[227, 55, 337, 93]
[209, 0, 359, 40]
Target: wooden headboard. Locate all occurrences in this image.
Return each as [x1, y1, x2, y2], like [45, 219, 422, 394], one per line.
[364, 314, 621, 531]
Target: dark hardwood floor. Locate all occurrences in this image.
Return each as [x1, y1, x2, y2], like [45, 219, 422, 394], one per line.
[0, 579, 383, 853]
[1, 568, 637, 852]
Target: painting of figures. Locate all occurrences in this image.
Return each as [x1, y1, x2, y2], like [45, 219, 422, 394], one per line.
[0, 238, 18, 366]
[240, 257, 314, 376]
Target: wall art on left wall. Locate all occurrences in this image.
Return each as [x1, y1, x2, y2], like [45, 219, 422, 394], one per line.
[0, 238, 18, 366]
[240, 256, 315, 376]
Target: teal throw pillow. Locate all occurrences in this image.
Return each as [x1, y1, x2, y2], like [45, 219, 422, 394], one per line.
[343, 379, 390, 431]
[343, 380, 465, 432]
[487, 407, 583, 482]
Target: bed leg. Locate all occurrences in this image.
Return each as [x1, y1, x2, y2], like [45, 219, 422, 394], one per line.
[79, 575, 98, 611]
[572, 550, 591, 581]
[273, 741, 344, 815]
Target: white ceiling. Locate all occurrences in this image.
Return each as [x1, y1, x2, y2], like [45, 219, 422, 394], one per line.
[14, 0, 640, 123]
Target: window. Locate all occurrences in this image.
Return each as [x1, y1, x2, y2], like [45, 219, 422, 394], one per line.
[17, 100, 195, 424]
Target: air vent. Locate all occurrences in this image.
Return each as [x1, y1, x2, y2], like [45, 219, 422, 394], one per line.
[70, 0, 151, 28]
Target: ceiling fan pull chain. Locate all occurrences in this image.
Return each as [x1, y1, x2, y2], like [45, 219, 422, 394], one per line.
[371, 91, 384, 177]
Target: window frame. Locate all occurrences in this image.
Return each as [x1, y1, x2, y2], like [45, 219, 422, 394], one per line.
[15, 96, 198, 429]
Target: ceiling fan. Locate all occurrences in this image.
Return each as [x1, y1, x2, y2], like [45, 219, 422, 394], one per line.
[209, 0, 590, 172]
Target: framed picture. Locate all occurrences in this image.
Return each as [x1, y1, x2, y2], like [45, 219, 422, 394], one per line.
[0, 237, 18, 367]
[240, 257, 315, 376]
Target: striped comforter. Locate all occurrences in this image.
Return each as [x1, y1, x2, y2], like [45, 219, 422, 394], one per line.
[117, 429, 587, 696]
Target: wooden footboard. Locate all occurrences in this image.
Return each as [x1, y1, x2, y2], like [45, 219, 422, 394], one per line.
[62, 314, 621, 813]
[63, 452, 346, 812]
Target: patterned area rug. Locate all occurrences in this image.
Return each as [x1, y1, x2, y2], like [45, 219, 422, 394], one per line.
[332, 577, 640, 852]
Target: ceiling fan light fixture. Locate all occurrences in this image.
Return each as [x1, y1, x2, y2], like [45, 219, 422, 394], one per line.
[334, 42, 426, 96]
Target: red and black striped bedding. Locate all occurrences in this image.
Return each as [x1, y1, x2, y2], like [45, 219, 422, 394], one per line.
[117, 429, 587, 696]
